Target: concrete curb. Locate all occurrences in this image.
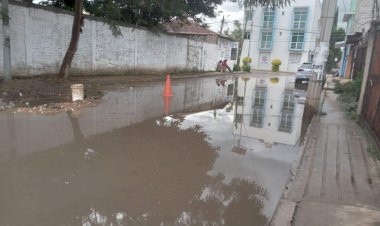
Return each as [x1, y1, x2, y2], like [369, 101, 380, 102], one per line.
[270, 116, 316, 226]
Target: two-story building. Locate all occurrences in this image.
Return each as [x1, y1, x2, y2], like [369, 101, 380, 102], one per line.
[240, 0, 321, 72]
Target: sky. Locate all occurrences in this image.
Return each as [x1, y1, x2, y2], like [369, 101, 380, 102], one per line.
[204, 2, 244, 33]
[204, 0, 352, 33]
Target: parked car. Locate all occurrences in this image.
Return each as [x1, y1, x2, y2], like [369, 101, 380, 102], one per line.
[295, 62, 313, 84]
[295, 62, 325, 84]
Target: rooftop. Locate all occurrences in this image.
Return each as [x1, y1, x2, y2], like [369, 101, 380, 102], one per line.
[162, 20, 234, 41]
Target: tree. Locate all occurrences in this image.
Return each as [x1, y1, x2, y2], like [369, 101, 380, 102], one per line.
[58, 0, 83, 79]
[326, 9, 345, 71]
[41, 0, 75, 10]
[227, 20, 243, 65]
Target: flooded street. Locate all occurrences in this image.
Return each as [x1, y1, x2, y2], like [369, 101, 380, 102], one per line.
[0, 75, 301, 226]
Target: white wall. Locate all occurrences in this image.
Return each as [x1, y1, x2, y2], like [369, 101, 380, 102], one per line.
[0, 2, 235, 77]
[233, 75, 304, 145]
[241, 0, 321, 72]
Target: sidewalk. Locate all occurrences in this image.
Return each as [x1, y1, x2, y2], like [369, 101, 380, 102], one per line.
[272, 81, 380, 225]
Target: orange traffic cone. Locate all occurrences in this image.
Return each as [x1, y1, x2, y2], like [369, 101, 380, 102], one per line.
[163, 74, 173, 97]
[163, 96, 171, 115]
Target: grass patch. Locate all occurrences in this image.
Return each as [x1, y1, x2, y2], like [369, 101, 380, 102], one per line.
[368, 143, 380, 161]
[363, 128, 380, 161]
[334, 73, 362, 119]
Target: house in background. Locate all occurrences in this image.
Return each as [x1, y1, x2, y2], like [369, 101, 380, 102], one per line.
[233, 74, 305, 146]
[163, 20, 239, 71]
[339, 0, 373, 79]
[240, 0, 321, 72]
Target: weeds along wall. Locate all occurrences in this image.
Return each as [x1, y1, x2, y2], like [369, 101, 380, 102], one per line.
[0, 2, 227, 77]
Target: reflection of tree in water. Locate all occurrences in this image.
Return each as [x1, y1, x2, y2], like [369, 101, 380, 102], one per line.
[181, 173, 269, 226]
[1, 113, 268, 226]
[0, 117, 218, 226]
[77, 173, 269, 226]
[157, 115, 215, 146]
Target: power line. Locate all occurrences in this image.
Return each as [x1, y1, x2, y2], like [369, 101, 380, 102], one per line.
[209, 21, 319, 34]
[244, 39, 318, 43]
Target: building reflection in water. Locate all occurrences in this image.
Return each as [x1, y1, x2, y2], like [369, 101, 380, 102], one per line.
[233, 75, 305, 146]
[0, 75, 297, 226]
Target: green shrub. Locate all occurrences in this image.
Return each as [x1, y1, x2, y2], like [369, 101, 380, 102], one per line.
[271, 59, 281, 72]
[271, 59, 281, 65]
[336, 73, 363, 118]
[242, 64, 251, 72]
[241, 56, 252, 72]
[242, 57, 252, 64]
[233, 64, 240, 72]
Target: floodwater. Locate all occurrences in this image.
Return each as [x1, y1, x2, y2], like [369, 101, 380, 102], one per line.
[0, 75, 300, 226]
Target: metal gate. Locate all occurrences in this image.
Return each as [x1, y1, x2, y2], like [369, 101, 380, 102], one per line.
[361, 28, 380, 142]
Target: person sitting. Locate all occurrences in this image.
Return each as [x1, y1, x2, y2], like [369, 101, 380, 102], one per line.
[222, 59, 232, 73]
[216, 60, 224, 72]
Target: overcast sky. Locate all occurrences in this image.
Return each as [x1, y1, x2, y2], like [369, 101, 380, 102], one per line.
[204, 2, 244, 33]
[205, 0, 352, 33]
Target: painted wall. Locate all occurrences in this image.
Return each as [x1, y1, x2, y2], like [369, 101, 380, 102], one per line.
[0, 2, 237, 77]
[240, 0, 321, 72]
[233, 75, 304, 145]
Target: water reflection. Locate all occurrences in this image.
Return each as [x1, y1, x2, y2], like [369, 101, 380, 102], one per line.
[0, 77, 234, 161]
[0, 118, 218, 225]
[233, 75, 305, 145]
[77, 174, 268, 226]
[189, 173, 268, 226]
[176, 105, 297, 219]
[0, 75, 297, 225]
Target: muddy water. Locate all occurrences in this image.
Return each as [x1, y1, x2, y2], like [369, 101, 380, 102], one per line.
[0, 76, 297, 226]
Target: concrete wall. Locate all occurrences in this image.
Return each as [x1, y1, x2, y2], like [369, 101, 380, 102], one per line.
[0, 2, 236, 77]
[351, 0, 373, 34]
[240, 0, 321, 72]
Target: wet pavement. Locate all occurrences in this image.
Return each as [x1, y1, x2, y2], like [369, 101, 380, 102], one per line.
[272, 78, 380, 226]
[0, 75, 299, 226]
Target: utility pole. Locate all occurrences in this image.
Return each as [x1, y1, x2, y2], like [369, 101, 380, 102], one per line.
[372, 0, 380, 21]
[2, 0, 11, 81]
[314, 0, 338, 67]
[247, 10, 254, 57]
[219, 15, 225, 34]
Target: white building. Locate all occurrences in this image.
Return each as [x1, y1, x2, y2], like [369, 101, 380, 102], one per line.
[233, 74, 305, 145]
[240, 0, 321, 72]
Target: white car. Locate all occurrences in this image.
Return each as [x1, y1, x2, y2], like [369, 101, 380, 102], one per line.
[296, 62, 324, 82]
[296, 62, 313, 84]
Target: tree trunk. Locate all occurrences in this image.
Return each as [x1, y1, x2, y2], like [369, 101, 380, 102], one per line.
[57, 0, 83, 79]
